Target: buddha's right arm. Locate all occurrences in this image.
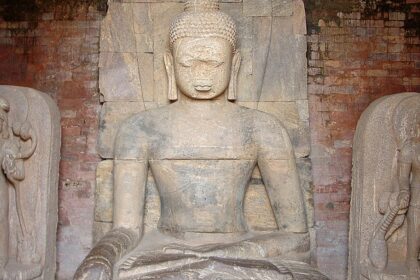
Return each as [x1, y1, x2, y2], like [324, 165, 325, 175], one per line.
[74, 159, 148, 280]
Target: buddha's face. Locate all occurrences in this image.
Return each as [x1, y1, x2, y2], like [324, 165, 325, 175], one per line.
[173, 37, 233, 100]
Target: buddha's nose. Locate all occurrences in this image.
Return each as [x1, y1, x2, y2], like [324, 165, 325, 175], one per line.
[193, 79, 212, 92]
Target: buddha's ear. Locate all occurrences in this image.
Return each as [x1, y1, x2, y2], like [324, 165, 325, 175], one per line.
[164, 51, 178, 101]
[227, 51, 241, 101]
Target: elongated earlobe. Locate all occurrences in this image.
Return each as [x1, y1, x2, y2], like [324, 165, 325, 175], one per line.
[227, 51, 241, 101]
[164, 51, 178, 101]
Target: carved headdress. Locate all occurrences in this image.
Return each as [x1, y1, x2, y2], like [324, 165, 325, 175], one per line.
[169, 0, 237, 51]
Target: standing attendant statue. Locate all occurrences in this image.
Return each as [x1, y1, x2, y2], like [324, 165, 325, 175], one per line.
[0, 97, 37, 278]
[368, 104, 420, 280]
[396, 123, 420, 279]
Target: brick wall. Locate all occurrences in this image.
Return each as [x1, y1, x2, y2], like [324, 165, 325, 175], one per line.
[0, 4, 103, 279]
[306, 1, 420, 279]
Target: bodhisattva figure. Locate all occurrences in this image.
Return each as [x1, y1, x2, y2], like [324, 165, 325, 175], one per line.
[0, 97, 37, 278]
[398, 123, 420, 279]
[75, 1, 325, 279]
[368, 116, 420, 280]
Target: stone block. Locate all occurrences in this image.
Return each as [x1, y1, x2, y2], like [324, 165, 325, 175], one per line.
[258, 34, 307, 102]
[272, 0, 293, 17]
[132, 3, 153, 35]
[137, 52, 155, 102]
[243, 0, 272, 17]
[99, 52, 144, 102]
[100, 2, 136, 52]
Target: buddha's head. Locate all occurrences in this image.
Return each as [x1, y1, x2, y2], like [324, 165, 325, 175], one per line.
[164, 0, 241, 101]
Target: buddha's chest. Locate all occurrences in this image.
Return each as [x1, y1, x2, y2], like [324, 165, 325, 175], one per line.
[150, 115, 257, 160]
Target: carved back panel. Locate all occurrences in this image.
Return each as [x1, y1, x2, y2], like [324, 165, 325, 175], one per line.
[94, 0, 312, 244]
[0, 86, 60, 280]
[348, 92, 420, 279]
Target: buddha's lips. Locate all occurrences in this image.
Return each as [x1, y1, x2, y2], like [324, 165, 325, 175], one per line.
[194, 85, 212, 92]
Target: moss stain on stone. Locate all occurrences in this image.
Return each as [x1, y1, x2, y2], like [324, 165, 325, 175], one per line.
[304, 0, 359, 33]
[305, 0, 420, 37]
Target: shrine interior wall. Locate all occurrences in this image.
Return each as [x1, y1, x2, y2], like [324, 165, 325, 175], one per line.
[0, 1, 418, 279]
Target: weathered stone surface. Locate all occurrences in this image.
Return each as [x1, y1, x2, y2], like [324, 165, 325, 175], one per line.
[151, 2, 184, 106]
[0, 86, 60, 280]
[297, 158, 314, 228]
[100, 2, 136, 53]
[84, 0, 325, 279]
[95, 160, 161, 234]
[243, 0, 272, 17]
[272, 0, 294, 17]
[349, 92, 420, 280]
[95, 161, 113, 223]
[98, 101, 146, 158]
[99, 52, 143, 102]
[258, 101, 310, 157]
[93, 221, 112, 245]
[258, 34, 307, 102]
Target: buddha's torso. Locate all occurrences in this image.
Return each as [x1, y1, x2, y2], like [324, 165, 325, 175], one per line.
[132, 102, 260, 234]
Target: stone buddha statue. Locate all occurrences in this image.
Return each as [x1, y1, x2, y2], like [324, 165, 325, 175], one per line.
[75, 1, 327, 279]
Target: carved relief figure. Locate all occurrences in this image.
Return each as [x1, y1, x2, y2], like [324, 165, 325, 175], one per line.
[0, 97, 37, 278]
[349, 92, 420, 280]
[0, 86, 60, 280]
[398, 123, 420, 279]
[75, 1, 328, 279]
[368, 110, 420, 279]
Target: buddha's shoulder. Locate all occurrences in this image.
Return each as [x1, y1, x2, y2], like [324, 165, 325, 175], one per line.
[116, 106, 172, 139]
[119, 106, 171, 126]
[234, 105, 288, 131]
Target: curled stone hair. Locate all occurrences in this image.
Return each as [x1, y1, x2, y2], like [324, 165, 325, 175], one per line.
[169, 0, 237, 51]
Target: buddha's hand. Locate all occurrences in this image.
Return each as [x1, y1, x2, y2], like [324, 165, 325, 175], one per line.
[397, 190, 410, 210]
[74, 228, 138, 280]
[73, 257, 112, 280]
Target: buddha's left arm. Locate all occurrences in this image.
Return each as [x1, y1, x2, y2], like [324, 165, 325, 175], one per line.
[256, 114, 307, 233]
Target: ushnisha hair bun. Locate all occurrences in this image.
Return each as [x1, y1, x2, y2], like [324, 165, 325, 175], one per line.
[169, 0, 237, 51]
